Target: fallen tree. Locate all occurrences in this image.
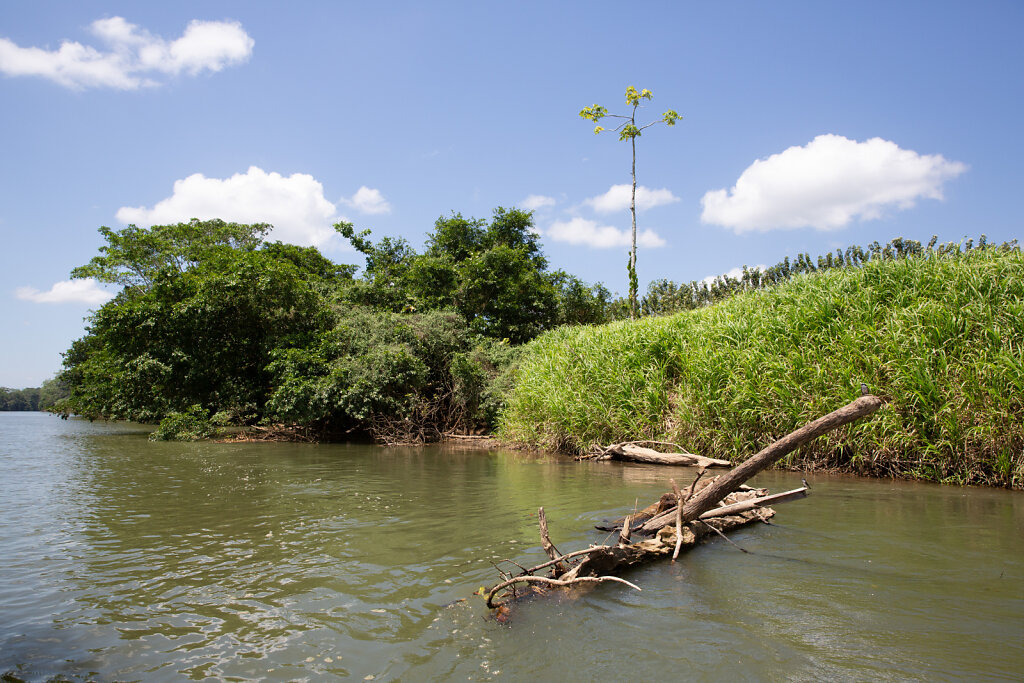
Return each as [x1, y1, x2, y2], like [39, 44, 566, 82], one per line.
[583, 441, 732, 468]
[485, 395, 883, 610]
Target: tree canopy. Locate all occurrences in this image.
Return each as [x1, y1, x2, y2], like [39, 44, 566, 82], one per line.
[337, 207, 608, 343]
[71, 219, 272, 288]
[56, 209, 611, 439]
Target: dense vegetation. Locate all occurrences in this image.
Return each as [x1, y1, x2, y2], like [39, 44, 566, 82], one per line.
[499, 241, 1024, 488]
[0, 379, 65, 411]
[55, 213, 608, 441]
[639, 235, 989, 316]
[50, 213, 1024, 489]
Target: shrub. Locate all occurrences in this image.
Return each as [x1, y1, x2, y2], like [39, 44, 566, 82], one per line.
[149, 405, 216, 441]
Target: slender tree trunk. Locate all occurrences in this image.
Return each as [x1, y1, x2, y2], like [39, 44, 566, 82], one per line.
[629, 134, 638, 319]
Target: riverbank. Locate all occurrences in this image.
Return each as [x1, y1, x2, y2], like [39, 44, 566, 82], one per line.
[498, 246, 1024, 488]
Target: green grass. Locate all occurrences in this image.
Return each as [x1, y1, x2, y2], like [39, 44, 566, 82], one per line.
[498, 247, 1024, 488]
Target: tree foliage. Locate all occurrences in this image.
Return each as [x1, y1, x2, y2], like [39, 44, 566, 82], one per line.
[264, 308, 519, 439]
[337, 207, 608, 343]
[57, 224, 334, 423]
[71, 219, 271, 287]
[0, 378, 68, 411]
[56, 208, 608, 439]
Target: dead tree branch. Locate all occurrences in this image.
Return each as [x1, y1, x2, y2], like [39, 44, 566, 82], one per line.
[486, 575, 641, 608]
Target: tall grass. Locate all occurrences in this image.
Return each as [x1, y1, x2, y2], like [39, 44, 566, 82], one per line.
[498, 247, 1024, 488]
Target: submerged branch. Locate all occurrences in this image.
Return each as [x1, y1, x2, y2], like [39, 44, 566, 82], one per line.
[486, 575, 641, 608]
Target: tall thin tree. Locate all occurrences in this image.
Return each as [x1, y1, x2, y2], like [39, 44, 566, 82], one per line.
[580, 87, 680, 319]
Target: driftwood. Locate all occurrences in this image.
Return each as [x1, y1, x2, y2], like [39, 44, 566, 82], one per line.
[559, 489, 774, 582]
[594, 478, 765, 533]
[484, 395, 883, 611]
[486, 493, 774, 608]
[670, 479, 684, 561]
[588, 441, 732, 468]
[678, 394, 881, 524]
[634, 486, 808, 535]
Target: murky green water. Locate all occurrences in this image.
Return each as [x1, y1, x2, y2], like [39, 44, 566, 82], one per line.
[1, 412, 1022, 681]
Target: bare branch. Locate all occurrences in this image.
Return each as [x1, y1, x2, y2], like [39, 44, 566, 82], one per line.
[670, 479, 684, 562]
[685, 467, 707, 503]
[520, 545, 613, 575]
[696, 519, 749, 553]
[537, 507, 563, 572]
[487, 575, 641, 608]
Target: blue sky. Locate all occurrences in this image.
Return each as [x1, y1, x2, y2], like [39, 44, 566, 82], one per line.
[2, 1, 1022, 387]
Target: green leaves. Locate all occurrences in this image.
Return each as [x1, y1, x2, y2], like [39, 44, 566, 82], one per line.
[71, 219, 271, 288]
[149, 405, 216, 441]
[579, 86, 679, 142]
[264, 307, 520, 436]
[59, 206, 611, 438]
[624, 85, 653, 106]
[578, 104, 607, 122]
[618, 123, 641, 141]
[340, 206, 583, 342]
[60, 245, 331, 423]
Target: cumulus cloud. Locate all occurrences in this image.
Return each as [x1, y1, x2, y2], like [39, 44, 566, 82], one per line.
[0, 16, 253, 90]
[701, 134, 967, 233]
[584, 184, 680, 213]
[547, 217, 666, 249]
[342, 186, 391, 214]
[116, 166, 341, 247]
[521, 194, 556, 211]
[16, 278, 113, 305]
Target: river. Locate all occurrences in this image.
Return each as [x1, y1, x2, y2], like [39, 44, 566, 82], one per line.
[1, 412, 1021, 681]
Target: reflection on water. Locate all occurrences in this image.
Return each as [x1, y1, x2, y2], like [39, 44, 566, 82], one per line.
[1, 412, 1022, 681]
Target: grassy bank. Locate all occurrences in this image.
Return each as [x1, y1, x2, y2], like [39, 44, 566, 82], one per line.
[498, 246, 1024, 488]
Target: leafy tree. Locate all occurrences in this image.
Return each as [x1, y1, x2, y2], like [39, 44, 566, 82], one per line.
[71, 219, 270, 287]
[334, 221, 419, 311]
[549, 271, 612, 326]
[483, 207, 546, 266]
[456, 243, 557, 342]
[38, 377, 69, 410]
[265, 308, 518, 439]
[338, 207, 607, 342]
[580, 86, 681, 319]
[0, 387, 41, 411]
[427, 207, 556, 342]
[260, 241, 357, 286]
[57, 222, 334, 422]
[57, 209, 613, 438]
[405, 255, 460, 311]
[424, 212, 487, 263]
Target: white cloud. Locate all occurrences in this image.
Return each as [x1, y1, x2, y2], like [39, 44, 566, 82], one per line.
[0, 16, 253, 90]
[547, 217, 666, 249]
[701, 134, 967, 233]
[342, 186, 391, 215]
[521, 194, 556, 211]
[16, 278, 113, 305]
[584, 184, 680, 213]
[116, 166, 341, 247]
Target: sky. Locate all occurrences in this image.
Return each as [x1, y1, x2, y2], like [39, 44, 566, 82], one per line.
[2, 1, 1022, 387]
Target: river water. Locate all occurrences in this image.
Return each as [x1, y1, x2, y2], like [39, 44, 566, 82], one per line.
[1, 412, 1021, 681]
